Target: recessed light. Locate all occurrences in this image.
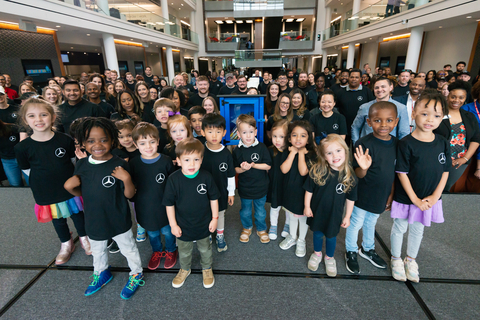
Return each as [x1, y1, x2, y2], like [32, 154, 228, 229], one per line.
[215, 20, 224, 24]
[181, 3, 183, 5]
[67, 51, 69, 54]
[296, 18, 305, 22]
[226, 20, 233, 24]
[130, 39, 133, 40]
[98, 53, 100, 55]
[246, 20, 253, 23]
[84, 52, 87, 54]
[71, 47, 74, 49]
[369, 38, 372, 39]
[439, 26, 442, 28]
[286, 19, 294, 22]
[390, 33, 393, 35]
[156, 45, 158, 47]
[150, 42, 152, 44]
[56, 25, 60, 27]
[171, 2, 173, 4]
[236, 20, 243, 23]
[466, 16, 472, 18]
[87, 34, 90, 36]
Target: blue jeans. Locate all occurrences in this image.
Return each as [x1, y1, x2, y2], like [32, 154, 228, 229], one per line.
[147, 225, 176, 253]
[1, 158, 23, 187]
[313, 231, 336, 257]
[345, 206, 380, 252]
[239, 196, 267, 231]
[385, 4, 394, 17]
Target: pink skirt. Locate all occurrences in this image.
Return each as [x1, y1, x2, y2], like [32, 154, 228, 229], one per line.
[34, 196, 84, 223]
[390, 200, 444, 227]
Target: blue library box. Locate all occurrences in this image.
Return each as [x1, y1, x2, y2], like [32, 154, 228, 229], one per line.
[218, 95, 266, 145]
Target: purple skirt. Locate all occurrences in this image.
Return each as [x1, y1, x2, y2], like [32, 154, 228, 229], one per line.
[391, 200, 444, 227]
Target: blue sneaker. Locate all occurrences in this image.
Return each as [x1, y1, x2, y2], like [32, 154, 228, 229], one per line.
[85, 267, 113, 296]
[136, 224, 146, 242]
[269, 226, 278, 240]
[120, 273, 145, 300]
[216, 234, 228, 252]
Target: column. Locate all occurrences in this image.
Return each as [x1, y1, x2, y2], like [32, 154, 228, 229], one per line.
[322, 49, 328, 69]
[102, 33, 119, 74]
[207, 58, 212, 72]
[405, 27, 424, 72]
[325, 6, 332, 29]
[190, 11, 196, 32]
[194, 52, 199, 71]
[351, 0, 361, 30]
[307, 57, 313, 73]
[97, 0, 110, 15]
[179, 50, 185, 73]
[346, 42, 355, 69]
[161, 0, 170, 34]
[166, 46, 175, 83]
[159, 50, 164, 77]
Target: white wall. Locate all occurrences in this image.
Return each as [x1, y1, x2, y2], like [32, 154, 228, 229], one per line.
[360, 41, 378, 69]
[419, 23, 477, 72]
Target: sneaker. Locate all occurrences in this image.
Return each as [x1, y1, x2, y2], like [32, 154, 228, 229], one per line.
[85, 267, 113, 296]
[404, 258, 420, 283]
[391, 258, 407, 282]
[109, 241, 120, 254]
[216, 234, 228, 252]
[268, 226, 278, 240]
[172, 269, 191, 288]
[281, 224, 289, 238]
[295, 239, 306, 257]
[164, 250, 178, 269]
[120, 273, 145, 300]
[345, 251, 360, 274]
[107, 238, 114, 248]
[279, 235, 297, 250]
[358, 248, 387, 269]
[148, 251, 165, 270]
[308, 253, 323, 271]
[325, 257, 337, 277]
[202, 268, 215, 288]
[136, 224, 146, 242]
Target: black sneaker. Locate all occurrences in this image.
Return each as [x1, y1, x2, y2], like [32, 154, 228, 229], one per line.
[109, 241, 120, 254]
[345, 251, 360, 274]
[107, 239, 114, 249]
[358, 248, 387, 269]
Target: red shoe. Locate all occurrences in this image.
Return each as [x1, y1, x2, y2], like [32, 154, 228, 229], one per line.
[164, 250, 178, 269]
[148, 251, 165, 270]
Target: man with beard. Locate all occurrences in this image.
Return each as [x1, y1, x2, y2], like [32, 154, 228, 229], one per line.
[188, 75, 218, 106]
[306, 74, 326, 111]
[427, 70, 447, 90]
[232, 75, 248, 95]
[85, 82, 115, 118]
[297, 72, 311, 93]
[209, 71, 223, 96]
[258, 71, 271, 94]
[323, 67, 334, 88]
[330, 69, 349, 94]
[393, 77, 426, 131]
[392, 70, 411, 97]
[277, 72, 292, 94]
[454, 61, 466, 77]
[218, 73, 237, 95]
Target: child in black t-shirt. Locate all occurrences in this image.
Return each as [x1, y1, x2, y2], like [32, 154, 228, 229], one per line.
[153, 98, 176, 152]
[163, 139, 220, 289]
[233, 114, 272, 244]
[130, 122, 177, 271]
[304, 134, 357, 277]
[15, 98, 89, 265]
[64, 118, 144, 300]
[309, 90, 347, 144]
[188, 106, 207, 144]
[163, 115, 193, 168]
[279, 121, 316, 258]
[345, 101, 399, 275]
[200, 114, 236, 252]
[390, 92, 450, 283]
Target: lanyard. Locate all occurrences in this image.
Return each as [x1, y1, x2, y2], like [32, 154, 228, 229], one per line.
[474, 101, 480, 122]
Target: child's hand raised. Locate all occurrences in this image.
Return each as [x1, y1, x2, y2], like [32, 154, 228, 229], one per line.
[75, 146, 87, 159]
[111, 166, 131, 182]
[354, 145, 372, 170]
[288, 146, 298, 154]
[240, 161, 252, 171]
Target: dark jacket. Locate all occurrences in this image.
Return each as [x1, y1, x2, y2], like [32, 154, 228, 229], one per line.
[393, 94, 408, 106]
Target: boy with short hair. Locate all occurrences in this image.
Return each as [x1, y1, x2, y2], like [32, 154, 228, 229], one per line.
[233, 114, 272, 244]
[153, 98, 176, 152]
[129, 122, 177, 271]
[163, 139, 220, 288]
[201, 114, 236, 252]
[187, 106, 207, 144]
[345, 101, 399, 274]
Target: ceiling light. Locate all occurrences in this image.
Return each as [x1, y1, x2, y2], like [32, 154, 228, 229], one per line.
[130, 38, 133, 40]
[181, 3, 183, 5]
[383, 33, 411, 41]
[226, 20, 234, 24]
[466, 16, 472, 18]
[181, 20, 190, 26]
[71, 47, 74, 49]
[67, 51, 69, 54]
[439, 26, 442, 28]
[56, 25, 61, 27]
[215, 20, 224, 24]
[236, 20, 243, 23]
[246, 20, 253, 23]
[286, 19, 294, 22]
[296, 18, 305, 22]
[87, 34, 90, 36]
[331, 16, 341, 23]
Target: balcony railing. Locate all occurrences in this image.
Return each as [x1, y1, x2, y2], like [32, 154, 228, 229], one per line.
[279, 31, 313, 50]
[233, 0, 284, 11]
[235, 49, 282, 61]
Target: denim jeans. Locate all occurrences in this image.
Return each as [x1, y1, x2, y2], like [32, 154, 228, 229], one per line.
[313, 231, 337, 257]
[390, 218, 425, 259]
[1, 158, 23, 187]
[147, 225, 176, 253]
[345, 206, 380, 252]
[239, 196, 267, 231]
[385, 4, 394, 16]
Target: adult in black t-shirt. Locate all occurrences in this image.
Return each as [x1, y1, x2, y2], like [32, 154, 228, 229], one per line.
[232, 76, 248, 95]
[392, 70, 410, 97]
[189, 76, 218, 106]
[209, 72, 223, 96]
[0, 97, 21, 125]
[218, 74, 237, 95]
[124, 73, 137, 92]
[85, 82, 115, 119]
[258, 71, 271, 94]
[305, 74, 326, 110]
[310, 112, 347, 143]
[277, 72, 291, 95]
[143, 67, 155, 86]
[297, 72, 312, 94]
[330, 70, 349, 94]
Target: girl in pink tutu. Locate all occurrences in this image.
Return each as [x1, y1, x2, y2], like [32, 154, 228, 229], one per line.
[14, 97, 91, 265]
[390, 91, 450, 283]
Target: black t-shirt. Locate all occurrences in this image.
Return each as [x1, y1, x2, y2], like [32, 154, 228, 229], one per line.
[336, 87, 375, 129]
[0, 125, 20, 159]
[188, 93, 217, 108]
[304, 170, 358, 238]
[112, 148, 140, 161]
[218, 85, 237, 95]
[281, 151, 315, 215]
[426, 80, 438, 89]
[267, 148, 284, 208]
[232, 88, 248, 95]
[130, 154, 174, 231]
[232, 142, 272, 199]
[125, 81, 136, 92]
[209, 81, 223, 96]
[258, 81, 271, 94]
[353, 134, 398, 213]
[309, 112, 347, 144]
[0, 104, 21, 124]
[305, 90, 323, 110]
[162, 169, 220, 241]
[143, 75, 154, 86]
[392, 84, 410, 97]
[264, 99, 277, 118]
[58, 99, 107, 134]
[292, 108, 310, 121]
[153, 122, 169, 152]
[15, 132, 75, 205]
[141, 100, 156, 123]
[394, 134, 451, 205]
[201, 145, 236, 212]
[280, 87, 293, 95]
[96, 101, 115, 119]
[162, 144, 180, 171]
[100, 92, 116, 108]
[74, 156, 132, 240]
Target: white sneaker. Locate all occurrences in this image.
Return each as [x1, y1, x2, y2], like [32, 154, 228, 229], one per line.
[295, 239, 306, 257]
[404, 258, 420, 283]
[391, 258, 407, 282]
[281, 224, 289, 238]
[325, 257, 337, 277]
[308, 253, 322, 271]
[279, 235, 296, 250]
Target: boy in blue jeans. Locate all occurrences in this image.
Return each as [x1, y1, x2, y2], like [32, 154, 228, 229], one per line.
[232, 114, 272, 244]
[129, 122, 177, 270]
[345, 101, 399, 274]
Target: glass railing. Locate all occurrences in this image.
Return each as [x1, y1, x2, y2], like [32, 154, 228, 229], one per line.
[235, 50, 282, 61]
[233, 0, 284, 11]
[279, 31, 312, 41]
[323, 0, 443, 40]
[56, 0, 198, 44]
[207, 33, 242, 43]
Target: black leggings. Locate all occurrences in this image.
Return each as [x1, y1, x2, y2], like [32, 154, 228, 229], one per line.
[51, 211, 86, 242]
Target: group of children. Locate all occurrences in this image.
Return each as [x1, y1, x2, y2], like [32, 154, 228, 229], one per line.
[13, 88, 451, 299]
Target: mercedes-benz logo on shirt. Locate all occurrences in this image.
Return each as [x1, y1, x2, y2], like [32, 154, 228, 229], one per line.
[438, 153, 446, 164]
[197, 183, 207, 194]
[155, 173, 165, 184]
[333, 124, 339, 130]
[9, 136, 16, 142]
[336, 183, 346, 194]
[219, 162, 228, 172]
[11, 113, 17, 118]
[55, 147, 66, 158]
[102, 176, 116, 188]
[357, 96, 363, 101]
[251, 153, 260, 162]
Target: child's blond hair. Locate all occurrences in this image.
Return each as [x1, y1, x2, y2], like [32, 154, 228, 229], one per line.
[166, 115, 193, 151]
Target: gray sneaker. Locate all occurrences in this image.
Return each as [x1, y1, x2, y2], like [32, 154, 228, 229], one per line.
[404, 258, 420, 283]
[281, 224, 289, 238]
[279, 234, 296, 250]
[308, 253, 322, 271]
[325, 257, 337, 277]
[391, 258, 407, 282]
[295, 239, 306, 257]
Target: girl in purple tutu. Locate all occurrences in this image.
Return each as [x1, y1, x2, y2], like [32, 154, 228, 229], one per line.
[390, 91, 450, 283]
